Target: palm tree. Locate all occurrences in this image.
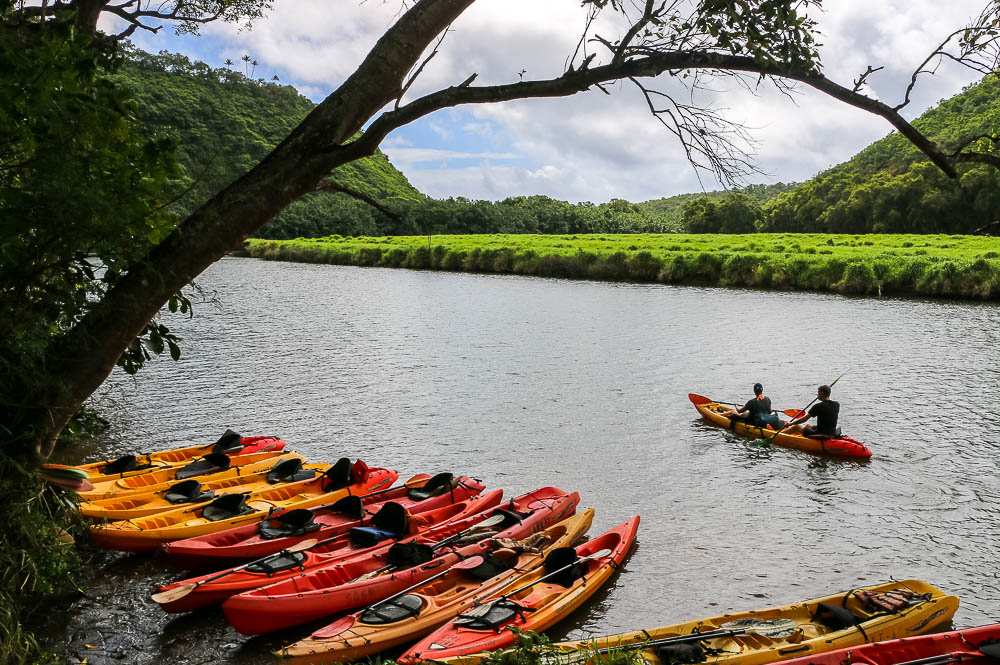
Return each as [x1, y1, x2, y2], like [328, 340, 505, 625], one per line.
[224, 58, 233, 69]
[272, 74, 280, 82]
[250, 59, 259, 78]
[241, 54, 251, 75]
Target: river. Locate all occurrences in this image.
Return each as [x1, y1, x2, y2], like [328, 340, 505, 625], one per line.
[44, 256, 1000, 665]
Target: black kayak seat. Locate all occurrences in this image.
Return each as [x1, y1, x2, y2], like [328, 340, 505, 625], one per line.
[543, 547, 583, 587]
[407, 472, 455, 501]
[211, 429, 244, 454]
[320, 458, 353, 492]
[246, 550, 306, 575]
[101, 454, 153, 475]
[163, 479, 215, 505]
[328, 495, 364, 519]
[360, 594, 424, 625]
[350, 501, 408, 547]
[258, 508, 319, 539]
[804, 426, 843, 439]
[491, 508, 529, 529]
[201, 493, 253, 522]
[386, 542, 436, 568]
[174, 453, 231, 480]
[266, 458, 315, 484]
[814, 602, 864, 630]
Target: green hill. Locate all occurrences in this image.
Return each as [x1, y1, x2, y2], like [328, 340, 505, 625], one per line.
[112, 47, 425, 239]
[758, 76, 1000, 234]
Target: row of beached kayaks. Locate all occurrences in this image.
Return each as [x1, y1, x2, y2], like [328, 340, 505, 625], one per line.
[48, 433, 994, 665]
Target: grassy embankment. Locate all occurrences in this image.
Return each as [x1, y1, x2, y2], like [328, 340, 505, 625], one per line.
[245, 233, 1000, 299]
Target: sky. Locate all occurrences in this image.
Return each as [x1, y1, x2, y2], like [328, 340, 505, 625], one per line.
[110, 0, 991, 204]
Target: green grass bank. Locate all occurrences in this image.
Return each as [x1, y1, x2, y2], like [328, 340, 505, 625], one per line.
[244, 233, 1000, 300]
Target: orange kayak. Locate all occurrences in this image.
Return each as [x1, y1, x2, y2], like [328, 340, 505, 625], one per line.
[79, 457, 326, 520]
[90, 460, 395, 552]
[398, 515, 639, 664]
[689, 393, 872, 458]
[274, 509, 595, 665]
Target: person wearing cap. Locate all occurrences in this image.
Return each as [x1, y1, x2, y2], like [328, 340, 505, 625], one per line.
[722, 383, 777, 427]
[784, 384, 840, 438]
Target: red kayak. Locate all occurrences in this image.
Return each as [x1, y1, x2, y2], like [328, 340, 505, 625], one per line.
[162, 474, 486, 569]
[774, 622, 1000, 665]
[153, 489, 504, 613]
[222, 486, 580, 635]
[398, 514, 639, 664]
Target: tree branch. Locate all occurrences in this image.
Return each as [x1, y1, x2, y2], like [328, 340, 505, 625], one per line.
[311, 181, 401, 220]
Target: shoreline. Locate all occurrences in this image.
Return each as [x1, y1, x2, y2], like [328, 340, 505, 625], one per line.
[242, 233, 1000, 301]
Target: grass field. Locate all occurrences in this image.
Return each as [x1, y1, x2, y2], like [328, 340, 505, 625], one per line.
[244, 233, 1000, 299]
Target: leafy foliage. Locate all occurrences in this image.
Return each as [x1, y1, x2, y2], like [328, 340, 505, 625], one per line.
[109, 48, 425, 239]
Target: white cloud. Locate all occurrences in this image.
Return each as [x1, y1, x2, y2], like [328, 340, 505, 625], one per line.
[121, 0, 990, 202]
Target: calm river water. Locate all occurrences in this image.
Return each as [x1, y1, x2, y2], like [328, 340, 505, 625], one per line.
[46, 257, 1000, 665]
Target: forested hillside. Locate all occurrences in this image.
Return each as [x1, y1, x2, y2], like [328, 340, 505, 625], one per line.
[683, 76, 1000, 234]
[113, 48, 425, 238]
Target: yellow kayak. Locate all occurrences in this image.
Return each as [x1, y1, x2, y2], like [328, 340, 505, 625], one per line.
[79, 458, 327, 520]
[78, 451, 298, 501]
[90, 461, 396, 552]
[430, 579, 957, 665]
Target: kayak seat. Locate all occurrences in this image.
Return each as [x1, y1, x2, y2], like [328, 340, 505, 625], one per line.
[407, 472, 455, 501]
[461, 552, 513, 581]
[492, 508, 530, 529]
[174, 453, 231, 480]
[350, 501, 408, 547]
[320, 457, 353, 492]
[360, 594, 424, 625]
[245, 550, 306, 575]
[328, 495, 364, 519]
[101, 454, 153, 475]
[655, 642, 706, 665]
[211, 429, 244, 454]
[201, 493, 253, 522]
[386, 542, 436, 568]
[453, 598, 535, 632]
[258, 508, 320, 539]
[814, 602, 864, 631]
[543, 547, 584, 588]
[163, 479, 215, 505]
[266, 458, 315, 484]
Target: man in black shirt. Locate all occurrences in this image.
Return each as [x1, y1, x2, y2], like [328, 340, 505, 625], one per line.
[786, 384, 840, 437]
[723, 383, 776, 427]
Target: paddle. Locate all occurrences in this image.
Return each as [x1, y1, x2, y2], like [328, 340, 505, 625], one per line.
[538, 619, 798, 664]
[761, 372, 848, 444]
[150, 538, 319, 604]
[468, 547, 613, 610]
[350, 513, 509, 582]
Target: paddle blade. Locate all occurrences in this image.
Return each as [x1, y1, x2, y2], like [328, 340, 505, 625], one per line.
[313, 614, 356, 639]
[783, 409, 807, 418]
[151, 583, 196, 605]
[404, 473, 432, 488]
[453, 555, 486, 570]
[287, 538, 318, 552]
[688, 393, 712, 405]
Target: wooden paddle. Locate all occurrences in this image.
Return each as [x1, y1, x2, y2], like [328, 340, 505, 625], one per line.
[150, 538, 319, 604]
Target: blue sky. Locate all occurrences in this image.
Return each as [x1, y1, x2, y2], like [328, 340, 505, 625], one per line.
[112, 0, 990, 204]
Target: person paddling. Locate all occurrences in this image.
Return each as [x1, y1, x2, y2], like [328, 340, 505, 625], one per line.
[785, 384, 840, 438]
[723, 383, 780, 429]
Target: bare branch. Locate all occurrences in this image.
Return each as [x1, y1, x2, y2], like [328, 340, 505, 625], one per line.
[312, 181, 401, 220]
[852, 65, 883, 92]
[396, 25, 451, 109]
